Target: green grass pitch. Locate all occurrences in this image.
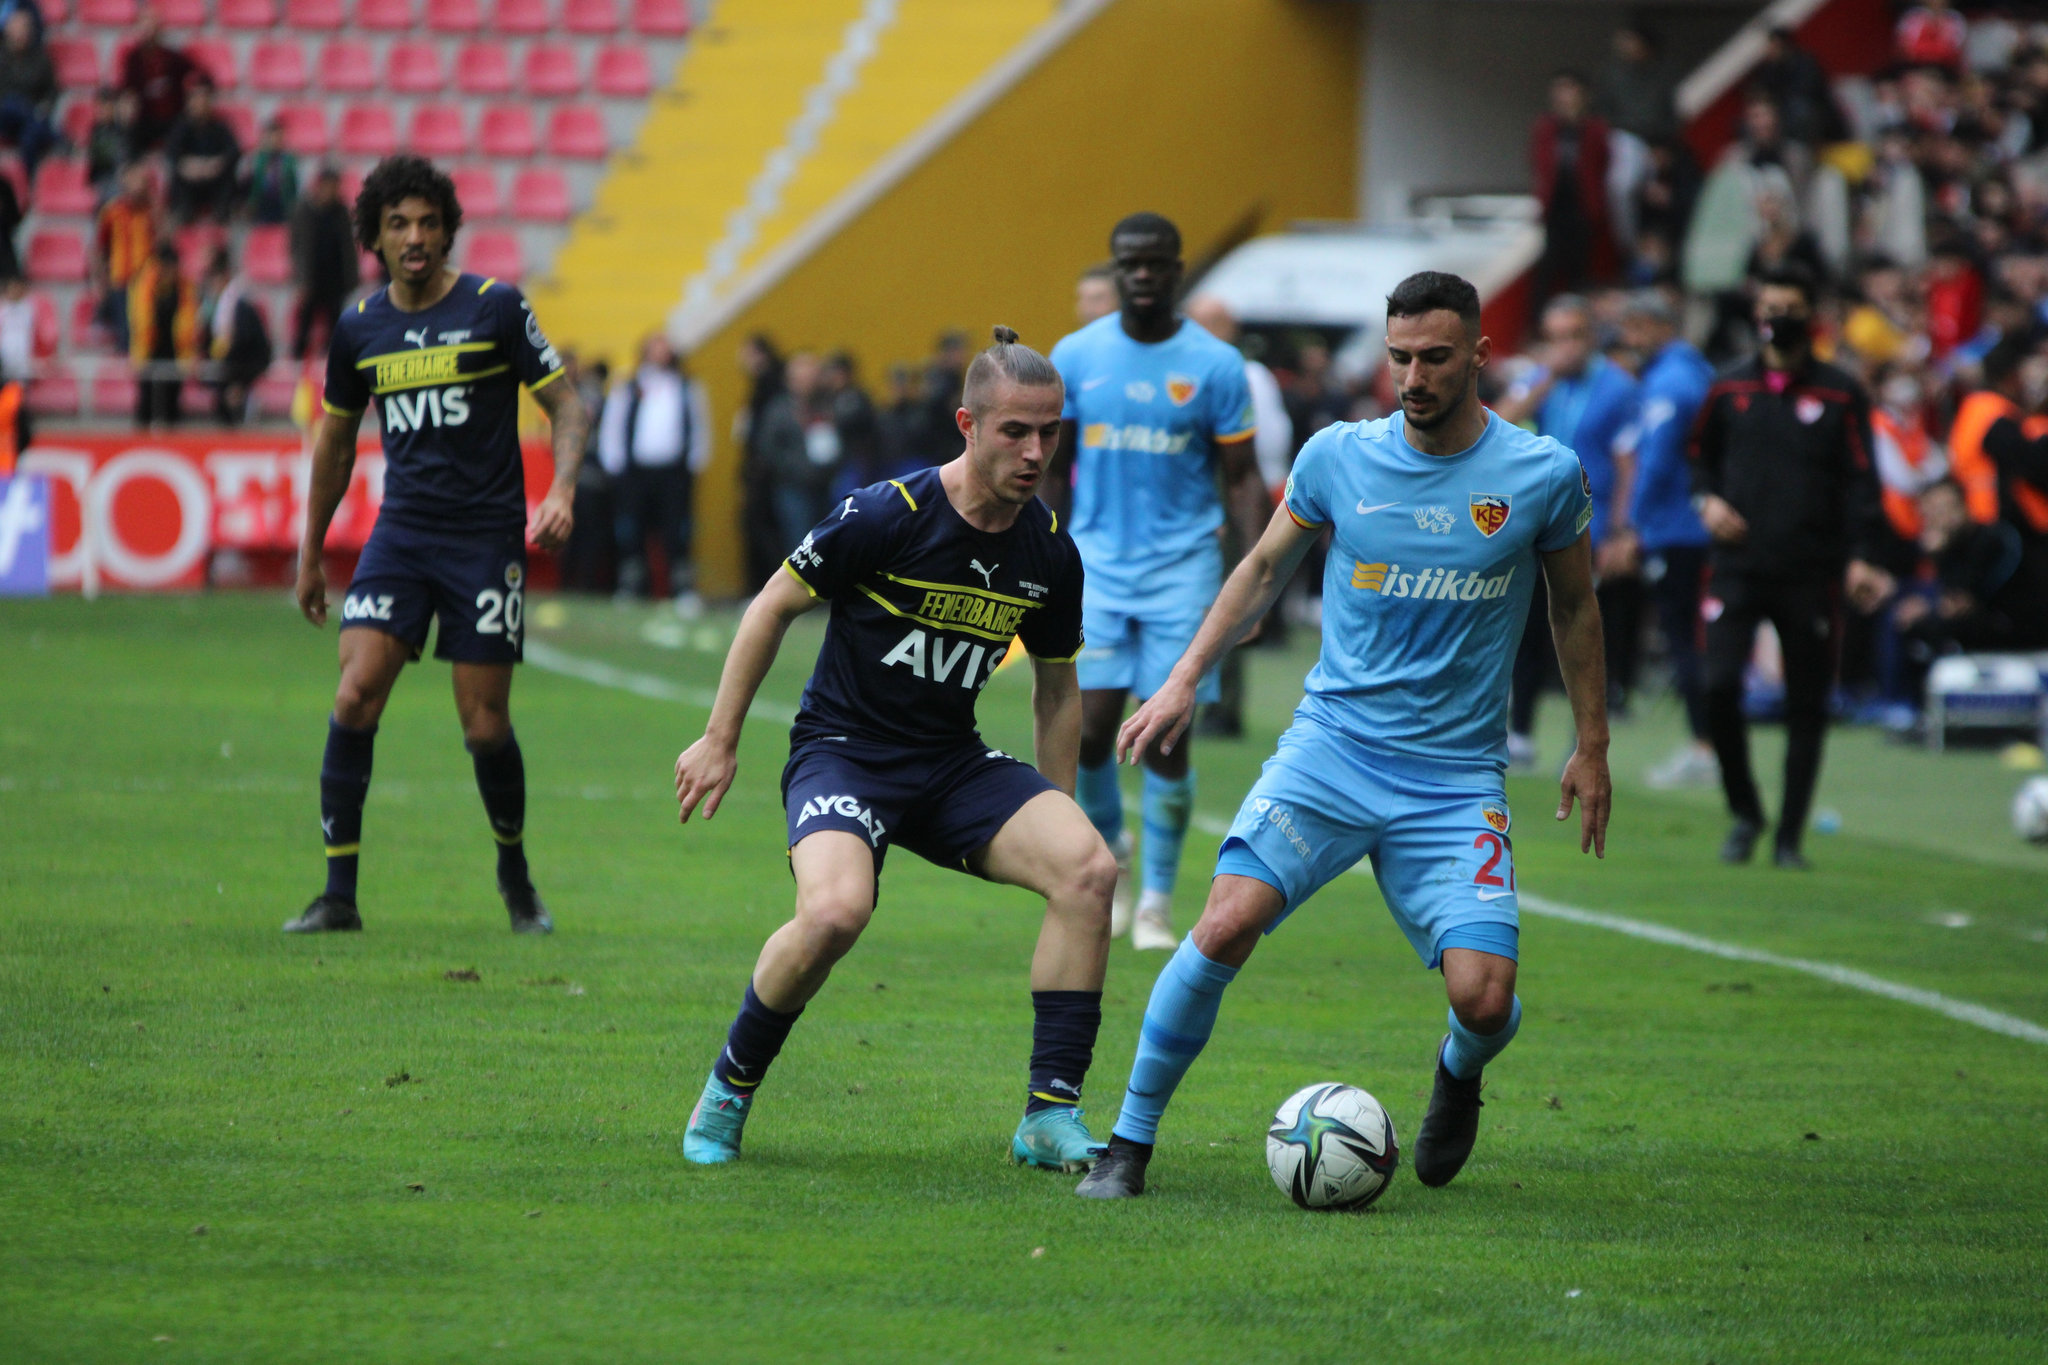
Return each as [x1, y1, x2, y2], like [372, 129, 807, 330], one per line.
[3, 593, 2046, 1362]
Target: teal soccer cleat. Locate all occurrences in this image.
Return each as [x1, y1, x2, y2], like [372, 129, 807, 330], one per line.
[1011, 1106, 1107, 1173]
[683, 1074, 754, 1165]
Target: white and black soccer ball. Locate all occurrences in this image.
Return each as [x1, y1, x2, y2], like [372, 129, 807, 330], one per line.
[2014, 776, 2048, 844]
[1266, 1081, 1399, 1210]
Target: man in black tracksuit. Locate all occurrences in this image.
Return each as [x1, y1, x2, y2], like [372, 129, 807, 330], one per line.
[1688, 266, 1891, 868]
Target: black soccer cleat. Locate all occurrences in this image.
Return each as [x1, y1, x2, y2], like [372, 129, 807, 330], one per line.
[1773, 844, 1811, 871]
[1720, 818, 1763, 865]
[499, 878, 553, 934]
[1412, 1036, 1484, 1188]
[283, 894, 363, 934]
[1074, 1135, 1151, 1199]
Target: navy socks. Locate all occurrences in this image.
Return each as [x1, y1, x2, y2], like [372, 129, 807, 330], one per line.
[468, 731, 529, 888]
[1026, 990, 1102, 1115]
[713, 983, 803, 1092]
[320, 718, 376, 902]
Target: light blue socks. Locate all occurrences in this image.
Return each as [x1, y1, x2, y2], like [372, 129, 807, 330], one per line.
[1441, 995, 1522, 1080]
[1077, 757, 1124, 845]
[1140, 768, 1195, 896]
[1111, 937, 1239, 1144]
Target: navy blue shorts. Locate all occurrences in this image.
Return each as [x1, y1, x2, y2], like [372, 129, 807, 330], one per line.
[339, 522, 527, 664]
[781, 735, 1058, 878]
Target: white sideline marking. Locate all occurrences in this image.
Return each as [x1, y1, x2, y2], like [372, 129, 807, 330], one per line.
[537, 659, 2047, 1048]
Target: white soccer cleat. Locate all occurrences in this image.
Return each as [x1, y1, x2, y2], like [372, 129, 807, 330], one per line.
[1644, 743, 1719, 790]
[1130, 890, 1177, 952]
[1109, 829, 1135, 938]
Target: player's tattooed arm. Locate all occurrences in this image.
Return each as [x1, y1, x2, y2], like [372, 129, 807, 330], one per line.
[1543, 532, 1612, 858]
[674, 566, 820, 824]
[296, 405, 365, 626]
[1029, 657, 1082, 796]
[1117, 502, 1320, 764]
[527, 376, 590, 553]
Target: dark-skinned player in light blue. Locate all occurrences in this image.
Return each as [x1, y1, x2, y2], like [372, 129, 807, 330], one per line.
[285, 155, 589, 935]
[672, 329, 1117, 1173]
[1077, 273, 1614, 1200]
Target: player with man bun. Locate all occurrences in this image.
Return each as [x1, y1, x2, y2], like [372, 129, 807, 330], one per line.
[674, 328, 1116, 1173]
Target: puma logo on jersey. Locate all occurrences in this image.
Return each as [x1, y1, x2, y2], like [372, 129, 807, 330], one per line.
[969, 559, 999, 589]
[838, 497, 859, 520]
[341, 593, 395, 621]
[880, 628, 995, 689]
[380, 385, 470, 433]
[795, 793, 888, 847]
[403, 327, 430, 349]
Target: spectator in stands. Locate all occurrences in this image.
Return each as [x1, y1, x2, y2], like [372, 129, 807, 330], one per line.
[0, 9, 56, 177]
[0, 150, 17, 281]
[1922, 236, 1984, 358]
[1841, 256, 1927, 367]
[735, 331, 786, 591]
[1894, 478, 2046, 704]
[754, 350, 839, 558]
[164, 81, 240, 225]
[916, 329, 969, 463]
[1726, 93, 1813, 197]
[1870, 365, 1948, 554]
[1282, 336, 1349, 446]
[1753, 27, 1846, 146]
[1530, 70, 1615, 306]
[600, 333, 709, 608]
[1628, 138, 1700, 283]
[118, 8, 197, 152]
[1896, 0, 1968, 73]
[1860, 129, 1927, 268]
[1599, 24, 1677, 145]
[129, 240, 197, 430]
[1745, 170, 1830, 288]
[92, 162, 157, 352]
[238, 117, 297, 226]
[1075, 262, 1117, 326]
[85, 90, 136, 204]
[820, 350, 880, 494]
[0, 272, 52, 382]
[199, 248, 270, 426]
[287, 167, 356, 359]
[559, 351, 616, 593]
[874, 362, 923, 482]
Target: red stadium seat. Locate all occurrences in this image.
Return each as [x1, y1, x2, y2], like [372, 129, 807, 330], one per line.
[60, 101, 96, 147]
[29, 372, 81, 417]
[356, 0, 413, 30]
[50, 39, 100, 90]
[509, 166, 570, 222]
[217, 102, 260, 148]
[407, 104, 468, 158]
[244, 225, 292, 284]
[424, 0, 481, 32]
[69, 291, 105, 349]
[449, 164, 501, 219]
[386, 40, 445, 94]
[33, 159, 96, 216]
[545, 104, 607, 159]
[462, 230, 522, 281]
[286, 0, 346, 27]
[254, 366, 299, 417]
[338, 164, 366, 205]
[592, 45, 651, 97]
[631, 0, 688, 36]
[27, 293, 59, 362]
[274, 102, 330, 156]
[520, 43, 580, 98]
[186, 39, 238, 89]
[90, 367, 138, 419]
[248, 39, 308, 93]
[77, 0, 137, 24]
[561, 0, 616, 34]
[476, 104, 534, 158]
[219, 0, 279, 29]
[155, 0, 207, 24]
[493, 0, 549, 33]
[41, 0, 70, 23]
[318, 39, 377, 92]
[175, 224, 228, 279]
[453, 42, 513, 96]
[338, 104, 397, 157]
[27, 231, 88, 283]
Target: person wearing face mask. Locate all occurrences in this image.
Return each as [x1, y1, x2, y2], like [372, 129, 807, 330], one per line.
[1688, 264, 1892, 870]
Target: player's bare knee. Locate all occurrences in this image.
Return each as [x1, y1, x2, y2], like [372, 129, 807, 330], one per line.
[1449, 980, 1515, 1035]
[795, 889, 873, 955]
[459, 707, 511, 750]
[1191, 888, 1269, 965]
[332, 677, 388, 728]
[1077, 727, 1116, 770]
[1058, 845, 1118, 927]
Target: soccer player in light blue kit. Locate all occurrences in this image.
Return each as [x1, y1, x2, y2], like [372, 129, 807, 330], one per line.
[1077, 272, 1613, 1199]
[1048, 212, 1266, 951]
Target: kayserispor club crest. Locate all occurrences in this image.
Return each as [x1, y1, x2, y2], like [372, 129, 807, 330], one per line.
[1469, 492, 1512, 538]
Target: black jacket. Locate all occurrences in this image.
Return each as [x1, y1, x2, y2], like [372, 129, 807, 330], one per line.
[1688, 356, 1885, 580]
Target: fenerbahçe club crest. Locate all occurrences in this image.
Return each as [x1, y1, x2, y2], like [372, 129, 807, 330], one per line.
[1469, 492, 1511, 538]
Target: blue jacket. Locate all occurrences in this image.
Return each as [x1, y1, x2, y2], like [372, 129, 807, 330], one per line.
[1628, 339, 1714, 550]
[1536, 355, 1638, 548]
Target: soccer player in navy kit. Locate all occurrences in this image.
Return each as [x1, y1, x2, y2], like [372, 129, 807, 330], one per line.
[285, 155, 590, 935]
[673, 329, 1118, 1172]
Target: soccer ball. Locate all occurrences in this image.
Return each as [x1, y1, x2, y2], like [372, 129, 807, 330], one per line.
[1266, 1082, 1399, 1210]
[2014, 777, 2048, 844]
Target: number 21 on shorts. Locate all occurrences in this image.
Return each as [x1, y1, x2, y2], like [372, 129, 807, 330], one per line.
[1472, 831, 1515, 898]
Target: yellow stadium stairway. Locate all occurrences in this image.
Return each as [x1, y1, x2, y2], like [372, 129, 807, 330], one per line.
[528, 0, 1058, 373]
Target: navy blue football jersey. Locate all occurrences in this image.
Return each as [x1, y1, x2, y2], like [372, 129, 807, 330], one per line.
[784, 467, 1085, 749]
[322, 272, 565, 535]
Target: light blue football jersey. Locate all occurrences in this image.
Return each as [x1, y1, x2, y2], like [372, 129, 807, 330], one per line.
[1282, 410, 1592, 778]
[1049, 315, 1255, 603]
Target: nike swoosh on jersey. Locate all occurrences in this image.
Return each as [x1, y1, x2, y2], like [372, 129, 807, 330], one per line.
[1355, 501, 1400, 514]
[1475, 890, 1514, 902]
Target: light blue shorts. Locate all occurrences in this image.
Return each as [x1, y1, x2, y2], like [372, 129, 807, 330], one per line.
[1213, 717, 1520, 969]
[1077, 585, 1222, 704]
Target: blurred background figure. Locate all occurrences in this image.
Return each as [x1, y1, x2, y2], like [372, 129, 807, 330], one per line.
[601, 333, 710, 611]
[1530, 69, 1616, 308]
[754, 350, 841, 562]
[238, 117, 299, 226]
[129, 239, 197, 431]
[199, 247, 271, 426]
[287, 168, 356, 360]
[1074, 262, 1117, 326]
[164, 81, 238, 226]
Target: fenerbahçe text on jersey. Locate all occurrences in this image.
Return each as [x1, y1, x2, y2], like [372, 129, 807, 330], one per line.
[782, 467, 1084, 749]
[322, 272, 566, 535]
